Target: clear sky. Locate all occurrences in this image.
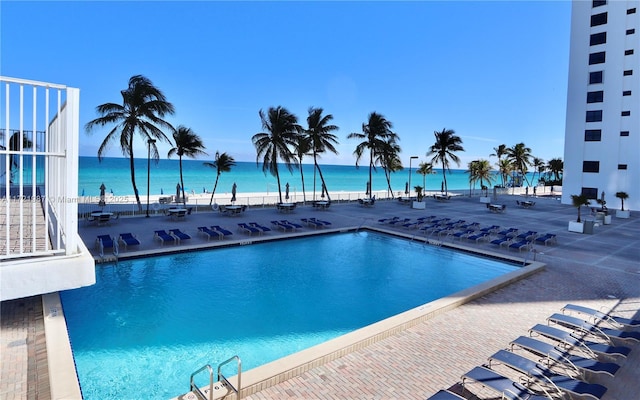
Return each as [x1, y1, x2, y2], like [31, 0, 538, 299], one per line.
[1, 0, 571, 168]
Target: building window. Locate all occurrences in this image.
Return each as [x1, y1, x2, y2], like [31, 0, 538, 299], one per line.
[625, 49, 634, 55]
[628, 29, 636, 35]
[583, 161, 600, 173]
[623, 90, 632, 96]
[621, 131, 630, 136]
[624, 70, 633, 76]
[581, 187, 598, 199]
[586, 110, 603, 122]
[585, 129, 602, 141]
[591, 12, 608, 26]
[589, 52, 606, 65]
[589, 71, 603, 84]
[587, 91, 604, 103]
[622, 111, 631, 116]
[618, 164, 628, 170]
[592, 0, 606, 6]
[628, 8, 637, 14]
[590, 32, 607, 46]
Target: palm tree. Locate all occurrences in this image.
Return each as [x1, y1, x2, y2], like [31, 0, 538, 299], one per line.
[547, 158, 564, 182]
[252, 106, 302, 203]
[416, 161, 433, 192]
[293, 133, 312, 202]
[531, 157, 545, 185]
[506, 142, 533, 186]
[427, 128, 464, 195]
[85, 75, 175, 210]
[203, 151, 236, 205]
[490, 144, 508, 186]
[168, 126, 207, 207]
[467, 159, 494, 196]
[571, 194, 590, 223]
[306, 107, 339, 201]
[497, 158, 513, 188]
[466, 160, 480, 196]
[615, 191, 629, 211]
[348, 112, 395, 198]
[375, 136, 402, 198]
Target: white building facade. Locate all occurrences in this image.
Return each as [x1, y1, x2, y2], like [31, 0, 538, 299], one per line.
[563, 0, 639, 211]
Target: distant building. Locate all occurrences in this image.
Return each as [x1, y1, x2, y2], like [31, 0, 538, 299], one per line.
[563, 0, 639, 211]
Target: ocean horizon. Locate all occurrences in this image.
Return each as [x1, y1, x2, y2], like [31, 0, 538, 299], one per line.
[78, 156, 531, 198]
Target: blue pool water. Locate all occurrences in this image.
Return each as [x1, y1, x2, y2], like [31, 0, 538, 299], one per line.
[61, 231, 518, 399]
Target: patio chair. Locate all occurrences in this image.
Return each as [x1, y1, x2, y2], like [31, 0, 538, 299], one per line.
[96, 234, 117, 257]
[451, 229, 475, 241]
[479, 224, 500, 234]
[198, 226, 222, 241]
[529, 323, 631, 360]
[308, 217, 331, 226]
[508, 240, 531, 252]
[238, 222, 262, 235]
[300, 218, 323, 229]
[281, 219, 304, 229]
[561, 303, 640, 330]
[510, 335, 620, 379]
[466, 231, 490, 243]
[461, 365, 551, 400]
[490, 237, 512, 248]
[118, 233, 140, 250]
[497, 227, 519, 237]
[211, 225, 233, 238]
[249, 222, 271, 233]
[534, 233, 557, 246]
[488, 349, 607, 400]
[515, 230, 537, 240]
[154, 230, 176, 245]
[169, 229, 191, 243]
[378, 216, 399, 224]
[271, 220, 296, 231]
[548, 313, 640, 344]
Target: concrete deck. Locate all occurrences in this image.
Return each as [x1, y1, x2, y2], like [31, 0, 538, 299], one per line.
[2, 192, 639, 399]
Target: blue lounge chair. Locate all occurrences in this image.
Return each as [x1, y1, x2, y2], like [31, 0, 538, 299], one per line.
[300, 218, 323, 228]
[516, 230, 537, 240]
[154, 230, 176, 245]
[466, 232, 489, 243]
[479, 224, 500, 233]
[534, 233, 557, 246]
[510, 335, 620, 378]
[459, 222, 480, 230]
[96, 234, 115, 251]
[282, 219, 305, 228]
[169, 229, 191, 243]
[211, 225, 233, 238]
[451, 229, 475, 241]
[508, 240, 531, 251]
[425, 390, 466, 400]
[462, 366, 550, 400]
[548, 313, 640, 344]
[271, 220, 294, 231]
[490, 237, 512, 248]
[561, 303, 640, 329]
[388, 218, 410, 226]
[198, 226, 221, 240]
[529, 323, 631, 359]
[118, 233, 140, 250]
[378, 216, 399, 224]
[497, 227, 518, 237]
[238, 222, 262, 235]
[249, 222, 271, 232]
[488, 349, 607, 400]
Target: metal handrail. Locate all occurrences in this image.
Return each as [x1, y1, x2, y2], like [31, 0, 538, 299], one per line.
[190, 364, 214, 400]
[217, 355, 242, 399]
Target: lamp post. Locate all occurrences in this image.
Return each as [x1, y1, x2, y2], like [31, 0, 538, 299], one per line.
[408, 156, 418, 198]
[146, 139, 156, 218]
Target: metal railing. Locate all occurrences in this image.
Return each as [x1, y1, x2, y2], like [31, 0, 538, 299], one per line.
[1, 76, 80, 259]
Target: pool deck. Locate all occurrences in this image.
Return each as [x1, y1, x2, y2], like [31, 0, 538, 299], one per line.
[2, 192, 640, 399]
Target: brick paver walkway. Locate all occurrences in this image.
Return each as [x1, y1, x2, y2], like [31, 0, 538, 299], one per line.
[2, 193, 639, 399]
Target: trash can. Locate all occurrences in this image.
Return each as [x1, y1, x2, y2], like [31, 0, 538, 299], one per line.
[583, 220, 595, 234]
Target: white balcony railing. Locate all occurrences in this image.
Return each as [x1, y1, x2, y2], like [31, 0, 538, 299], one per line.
[1, 76, 80, 260]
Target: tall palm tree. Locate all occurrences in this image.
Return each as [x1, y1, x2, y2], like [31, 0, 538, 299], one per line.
[168, 126, 207, 207]
[85, 75, 175, 210]
[571, 194, 590, 223]
[531, 157, 545, 185]
[490, 144, 508, 186]
[466, 160, 480, 196]
[547, 158, 564, 182]
[497, 158, 513, 188]
[203, 151, 236, 205]
[416, 161, 433, 192]
[348, 112, 395, 198]
[427, 128, 464, 195]
[293, 133, 312, 202]
[474, 159, 494, 195]
[506, 142, 533, 186]
[375, 136, 402, 198]
[306, 107, 339, 201]
[252, 106, 302, 203]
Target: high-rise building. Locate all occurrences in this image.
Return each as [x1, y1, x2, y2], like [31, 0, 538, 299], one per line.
[563, 0, 639, 212]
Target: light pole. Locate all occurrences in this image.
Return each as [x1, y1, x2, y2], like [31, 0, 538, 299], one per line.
[146, 139, 156, 218]
[408, 156, 418, 198]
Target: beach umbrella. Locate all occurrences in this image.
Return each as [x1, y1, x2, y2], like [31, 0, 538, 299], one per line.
[231, 182, 237, 203]
[99, 183, 106, 207]
[405, 181, 409, 195]
[285, 182, 290, 200]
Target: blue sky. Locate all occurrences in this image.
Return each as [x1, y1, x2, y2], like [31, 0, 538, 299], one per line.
[1, 1, 571, 168]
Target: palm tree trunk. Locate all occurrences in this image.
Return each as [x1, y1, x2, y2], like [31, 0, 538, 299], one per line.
[300, 167, 306, 203]
[179, 157, 186, 207]
[208, 172, 221, 205]
[385, 168, 394, 199]
[128, 148, 143, 211]
[312, 153, 318, 201]
[316, 162, 331, 202]
[368, 148, 373, 198]
[442, 165, 448, 195]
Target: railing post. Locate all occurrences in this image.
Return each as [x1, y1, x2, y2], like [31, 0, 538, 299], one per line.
[64, 87, 80, 255]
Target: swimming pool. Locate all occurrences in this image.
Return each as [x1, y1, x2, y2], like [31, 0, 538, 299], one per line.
[60, 230, 519, 399]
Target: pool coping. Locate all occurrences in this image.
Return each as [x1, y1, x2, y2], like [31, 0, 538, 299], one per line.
[50, 227, 545, 400]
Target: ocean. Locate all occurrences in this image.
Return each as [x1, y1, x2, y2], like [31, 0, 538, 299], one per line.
[77, 156, 529, 198]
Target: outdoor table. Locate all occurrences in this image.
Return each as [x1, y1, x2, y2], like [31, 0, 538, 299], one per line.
[224, 205, 244, 215]
[520, 200, 535, 208]
[488, 203, 506, 213]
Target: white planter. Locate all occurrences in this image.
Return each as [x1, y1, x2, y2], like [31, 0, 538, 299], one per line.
[616, 210, 630, 218]
[568, 221, 584, 233]
[603, 215, 612, 225]
[412, 201, 426, 209]
[479, 196, 491, 204]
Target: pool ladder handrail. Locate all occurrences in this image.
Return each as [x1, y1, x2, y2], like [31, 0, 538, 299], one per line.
[190, 355, 242, 400]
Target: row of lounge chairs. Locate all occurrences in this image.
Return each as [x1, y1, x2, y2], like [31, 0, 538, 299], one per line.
[428, 303, 639, 400]
[236, 218, 333, 235]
